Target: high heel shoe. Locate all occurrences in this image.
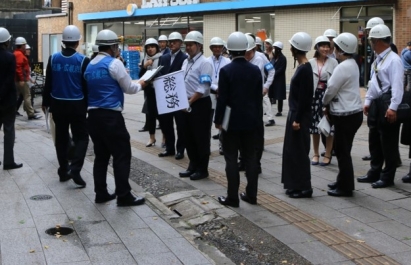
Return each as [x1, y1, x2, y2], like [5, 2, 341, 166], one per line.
[320, 155, 332, 166]
[311, 155, 320, 165]
[146, 140, 156, 147]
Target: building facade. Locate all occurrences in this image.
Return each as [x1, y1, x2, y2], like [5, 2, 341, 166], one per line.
[37, 0, 410, 84]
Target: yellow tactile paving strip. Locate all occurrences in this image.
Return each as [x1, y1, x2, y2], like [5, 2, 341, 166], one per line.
[130, 139, 400, 265]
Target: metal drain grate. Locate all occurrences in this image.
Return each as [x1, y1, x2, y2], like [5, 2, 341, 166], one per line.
[45, 226, 74, 236]
[30, 195, 53, 201]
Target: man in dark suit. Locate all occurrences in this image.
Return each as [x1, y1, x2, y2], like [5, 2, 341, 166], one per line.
[215, 32, 263, 207]
[157, 32, 188, 160]
[0, 27, 23, 170]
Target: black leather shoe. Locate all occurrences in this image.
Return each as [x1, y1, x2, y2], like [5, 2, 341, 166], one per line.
[289, 189, 313, 198]
[275, 112, 282, 117]
[58, 168, 71, 182]
[212, 133, 219, 140]
[95, 193, 116, 203]
[179, 170, 195, 178]
[67, 170, 86, 188]
[285, 189, 296, 196]
[265, 120, 275, 127]
[117, 193, 145, 207]
[217, 196, 239, 208]
[190, 172, 209, 181]
[3, 162, 23, 170]
[328, 182, 337, 190]
[371, 180, 394, 189]
[158, 150, 175, 157]
[327, 189, 353, 197]
[240, 192, 257, 205]
[362, 155, 372, 161]
[402, 174, 411, 183]
[175, 152, 184, 160]
[357, 175, 378, 183]
[138, 127, 148, 132]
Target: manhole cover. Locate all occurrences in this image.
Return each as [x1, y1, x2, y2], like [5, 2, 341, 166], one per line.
[45, 227, 74, 236]
[30, 195, 53, 201]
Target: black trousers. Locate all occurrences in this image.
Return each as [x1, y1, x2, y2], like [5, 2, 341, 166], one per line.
[184, 96, 211, 173]
[51, 99, 89, 174]
[0, 105, 16, 165]
[159, 110, 186, 154]
[277, 100, 283, 113]
[367, 121, 401, 182]
[222, 129, 258, 200]
[331, 112, 363, 191]
[146, 92, 158, 135]
[88, 109, 132, 197]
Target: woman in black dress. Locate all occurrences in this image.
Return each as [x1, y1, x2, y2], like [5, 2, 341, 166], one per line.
[281, 32, 314, 198]
[269, 41, 287, 116]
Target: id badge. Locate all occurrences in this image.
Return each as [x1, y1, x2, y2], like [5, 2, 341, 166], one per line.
[317, 81, 326, 90]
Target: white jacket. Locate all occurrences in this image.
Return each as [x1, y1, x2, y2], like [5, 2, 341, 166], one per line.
[309, 57, 338, 94]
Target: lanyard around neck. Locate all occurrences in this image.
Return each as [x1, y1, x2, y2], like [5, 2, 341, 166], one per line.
[213, 56, 222, 79]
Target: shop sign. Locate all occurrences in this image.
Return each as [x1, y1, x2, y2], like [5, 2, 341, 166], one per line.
[126, 3, 137, 16]
[141, 0, 200, 8]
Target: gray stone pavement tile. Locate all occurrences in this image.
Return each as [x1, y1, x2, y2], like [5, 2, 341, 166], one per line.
[371, 220, 411, 242]
[0, 196, 35, 230]
[131, 203, 159, 218]
[389, 251, 411, 264]
[75, 220, 123, 246]
[0, 251, 46, 265]
[117, 227, 170, 255]
[39, 234, 90, 264]
[20, 184, 65, 217]
[142, 216, 183, 240]
[184, 178, 226, 191]
[389, 197, 411, 211]
[241, 209, 289, 228]
[287, 240, 348, 264]
[359, 231, 411, 255]
[323, 216, 376, 238]
[379, 207, 411, 228]
[339, 206, 390, 223]
[162, 238, 211, 265]
[263, 224, 317, 244]
[50, 262, 91, 265]
[134, 252, 183, 265]
[0, 175, 21, 194]
[86, 243, 138, 265]
[349, 194, 400, 211]
[360, 186, 408, 201]
[96, 204, 148, 231]
[311, 196, 358, 210]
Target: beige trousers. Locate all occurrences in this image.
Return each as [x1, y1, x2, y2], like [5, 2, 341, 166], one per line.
[15, 81, 34, 117]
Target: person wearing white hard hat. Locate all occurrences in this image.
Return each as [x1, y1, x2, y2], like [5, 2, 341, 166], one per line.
[158, 35, 170, 55]
[207, 36, 231, 155]
[90, 45, 99, 60]
[140, 38, 161, 148]
[85, 29, 147, 206]
[42, 25, 89, 188]
[282, 32, 314, 199]
[157, 32, 188, 160]
[322, 33, 363, 197]
[255, 37, 265, 54]
[178, 30, 213, 181]
[269, 41, 287, 117]
[214, 31, 263, 208]
[264, 38, 274, 60]
[14, 36, 40, 121]
[0, 27, 23, 170]
[309, 36, 338, 167]
[16, 44, 35, 117]
[357, 24, 403, 189]
[323, 29, 338, 59]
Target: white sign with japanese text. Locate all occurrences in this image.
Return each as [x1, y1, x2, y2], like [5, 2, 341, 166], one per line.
[153, 70, 189, 114]
[141, 0, 200, 8]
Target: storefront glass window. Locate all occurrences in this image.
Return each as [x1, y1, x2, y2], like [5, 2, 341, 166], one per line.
[237, 12, 274, 50]
[85, 23, 103, 56]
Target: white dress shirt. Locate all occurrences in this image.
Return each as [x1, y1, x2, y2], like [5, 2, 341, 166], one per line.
[182, 52, 213, 98]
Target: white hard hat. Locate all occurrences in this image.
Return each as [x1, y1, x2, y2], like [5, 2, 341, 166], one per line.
[168, 32, 183, 42]
[366, 17, 384, 30]
[289, 32, 312, 52]
[25, 44, 31, 49]
[0, 27, 11, 43]
[265, 38, 273, 46]
[62, 25, 81, 42]
[226, 32, 248, 51]
[158, 35, 168, 41]
[334, 32, 357, 54]
[92, 45, 99, 52]
[15, 37, 27, 46]
[255, 37, 263, 46]
[323, 29, 338, 38]
[314, 36, 330, 47]
[273, 41, 283, 50]
[95, 29, 120, 46]
[209, 37, 224, 47]
[145, 38, 159, 47]
[246, 34, 256, 51]
[184, 31, 203, 45]
[368, 24, 391, 39]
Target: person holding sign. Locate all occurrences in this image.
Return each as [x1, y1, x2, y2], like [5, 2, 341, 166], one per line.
[214, 32, 263, 207]
[178, 31, 213, 181]
[85, 29, 146, 206]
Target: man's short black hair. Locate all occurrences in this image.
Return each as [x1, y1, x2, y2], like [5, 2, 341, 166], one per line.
[229, 50, 246, 57]
[407, 42, 411, 46]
